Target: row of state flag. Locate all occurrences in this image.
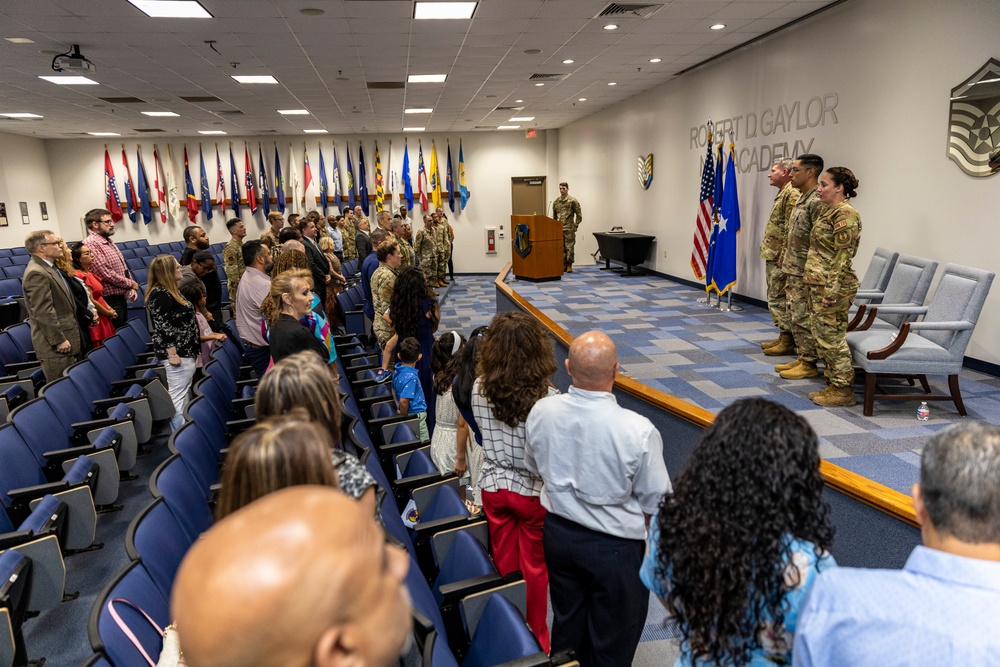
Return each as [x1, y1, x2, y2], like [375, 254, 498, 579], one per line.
[103, 138, 470, 225]
[689, 125, 742, 296]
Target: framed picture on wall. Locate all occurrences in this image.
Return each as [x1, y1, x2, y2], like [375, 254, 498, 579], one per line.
[39, 202, 48, 221]
[19, 202, 29, 225]
[0, 203, 7, 227]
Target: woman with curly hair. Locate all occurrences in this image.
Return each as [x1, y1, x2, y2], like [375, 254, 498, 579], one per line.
[472, 311, 558, 651]
[384, 266, 439, 430]
[641, 397, 836, 667]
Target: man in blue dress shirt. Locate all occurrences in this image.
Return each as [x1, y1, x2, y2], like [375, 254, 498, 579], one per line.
[793, 420, 1000, 666]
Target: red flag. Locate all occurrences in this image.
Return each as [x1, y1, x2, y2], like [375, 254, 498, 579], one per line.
[104, 148, 124, 221]
[245, 143, 258, 214]
[153, 146, 167, 223]
[689, 131, 715, 280]
[183, 146, 199, 223]
[303, 143, 313, 204]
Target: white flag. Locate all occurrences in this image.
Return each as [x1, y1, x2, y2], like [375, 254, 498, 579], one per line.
[165, 144, 181, 221]
[289, 142, 302, 214]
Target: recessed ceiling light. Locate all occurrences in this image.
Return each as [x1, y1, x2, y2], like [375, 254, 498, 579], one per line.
[604, 24, 618, 30]
[278, 109, 310, 115]
[142, 111, 179, 117]
[0, 113, 43, 119]
[232, 75, 279, 84]
[497, 125, 520, 130]
[562, 59, 574, 64]
[414, 2, 477, 20]
[404, 108, 433, 114]
[126, 0, 212, 18]
[649, 58, 662, 63]
[198, 130, 227, 135]
[534, 83, 545, 87]
[5, 38, 34, 44]
[608, 81, 617, 86]
[300, 8, 324, 16]
[303, 129, 328, 134]
[515, 99, 523, 103]
[711, 23, 726, 30]
[578, 98, 587, 101]
[88, 132, 121, 136]
[408, 74, 447, 83]
[403, 127, 426, 132]
[510, 116, 534, 121]
[39, 75, 98, 85]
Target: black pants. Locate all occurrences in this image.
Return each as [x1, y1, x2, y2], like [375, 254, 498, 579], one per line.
[448, 242, 454, 279]
[105, 294, 128, 330]
[243, 345, 271, 379]
[543, 513, 648, 667]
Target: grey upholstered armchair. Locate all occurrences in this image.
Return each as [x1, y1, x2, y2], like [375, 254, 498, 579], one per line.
[853, 247, 898, 305]
[848, 254, 938, 331]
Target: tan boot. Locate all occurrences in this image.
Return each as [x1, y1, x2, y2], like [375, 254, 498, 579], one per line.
[566, 264, 573, 273]
[808, 385, 830, 400]
[780, 361, 819, 380]
[761, 336, 782, 350]
[812, 385, 856, 407]
[763, 332, 795, 357]
[774, 359, 801, 372]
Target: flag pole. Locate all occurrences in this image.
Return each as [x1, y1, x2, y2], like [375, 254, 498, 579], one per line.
[701, 119, 716, 307]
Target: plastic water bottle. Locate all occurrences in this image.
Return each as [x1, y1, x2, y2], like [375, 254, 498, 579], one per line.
[917, 402, 930, 421]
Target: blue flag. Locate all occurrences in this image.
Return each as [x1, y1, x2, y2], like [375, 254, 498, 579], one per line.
[136, 148, 152, 224]
[358, 143, 369, 216]
[458, 140, 469, 210]
[258, 144, 270, 218]
[708, 144, 742, 296]
[229, 146, 241, 218]
[199, 146, 212, 220]
[318, 145, 328, 215]
[705, 142, 725, 289]
[346, 142, 356, 210]
[446, 142, 455, 213]
[402, 143, 414, 210]
[274, 144, 285, 214]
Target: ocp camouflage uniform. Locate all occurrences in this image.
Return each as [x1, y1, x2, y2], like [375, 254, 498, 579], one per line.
[342, 216, 358, 261]
[371, 263, 397, 349]
[395, 232, 415, 272]
[803, 201, 862, 388]
[222, 237, 245, 303]
[552, 195, 582, 268]
[433, 219, 452, 283]
[415, 227, 438, 279]
[759, 182, 800, 332]
[780, 187, 828, 364]
[259, 229, 280, 252]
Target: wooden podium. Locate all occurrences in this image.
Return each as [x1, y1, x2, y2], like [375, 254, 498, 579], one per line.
[511, 214, 563, 281]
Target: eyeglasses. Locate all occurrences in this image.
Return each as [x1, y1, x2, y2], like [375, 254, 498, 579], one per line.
[38, 241, 61, 246]
[99, 219, 114, 224]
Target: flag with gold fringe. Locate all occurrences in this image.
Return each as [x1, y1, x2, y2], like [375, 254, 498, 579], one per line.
[374, 141, 384, 213]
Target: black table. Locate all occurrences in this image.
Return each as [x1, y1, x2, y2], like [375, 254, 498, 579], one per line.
[592, 232, 656, 275]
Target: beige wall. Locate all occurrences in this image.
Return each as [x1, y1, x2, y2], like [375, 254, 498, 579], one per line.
[0, 133, 62, 247]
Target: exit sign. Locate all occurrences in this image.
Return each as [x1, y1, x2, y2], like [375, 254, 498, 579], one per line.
[525, 128, 537, 139]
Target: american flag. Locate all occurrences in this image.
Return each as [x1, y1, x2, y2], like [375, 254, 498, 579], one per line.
[689, 132, 715, 280]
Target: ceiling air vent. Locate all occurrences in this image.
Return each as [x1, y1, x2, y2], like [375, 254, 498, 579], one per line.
[180, 96, 223, 103]
[595, 3, 664, 19]
[367, 81, 406, 90]
[494, 105, 525, 112]
[134, 128, 165, 132]
[213, 109, 244, 116]
[99, 96, 146, 104]
[529, 73, 565, 82]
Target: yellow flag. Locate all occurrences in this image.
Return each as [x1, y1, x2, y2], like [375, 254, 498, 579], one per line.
[429, 140, 442, 208]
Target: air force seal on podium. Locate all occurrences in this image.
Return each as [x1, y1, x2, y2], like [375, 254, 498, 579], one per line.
[514, 223, 532, 259]
[637, 153, 653, 190]
[948, 59, 1000, 178]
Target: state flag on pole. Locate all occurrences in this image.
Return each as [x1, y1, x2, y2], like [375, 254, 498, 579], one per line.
[417, 140, 428, 211]
[104, 148, 124, 222]
[458, 140, 470, 210]
[122, 147, 137, 223]
[429, 140, 441, 208]
[708, 142, 741, 296]
[289, 143, 302, 212]
[215, 146, 226, 212]
[402, 141, 414, 211]
[358, 143, 369, 216]
[303, 143, 313, 205]
[153, 145, 167, 223]
[689, 128, 715, 280]
[258, 144, 271, 218]
[136, 147, 152, 224]
[183, 146, 199, 223]
[273, 144, 286, 214]
[165, 145, 182, 222]
[386, 140, 394, 214]
[245, 143, 258, 215]
[229, 144, 242, 218]
[346, 142, 356, 210]
[374, 141, 384, 213]
[332, 145, 342, 213]
[446, 141, 455, 213]
[318, 144, 328, 215]
[199, 145, 212, 220]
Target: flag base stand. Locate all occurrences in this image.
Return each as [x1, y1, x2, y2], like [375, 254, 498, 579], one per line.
[718, 291, 743, 312]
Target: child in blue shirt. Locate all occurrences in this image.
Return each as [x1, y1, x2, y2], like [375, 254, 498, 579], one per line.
[392, 337, 429, 441]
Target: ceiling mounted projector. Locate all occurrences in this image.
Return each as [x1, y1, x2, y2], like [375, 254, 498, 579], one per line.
[52, 45, 96, 74]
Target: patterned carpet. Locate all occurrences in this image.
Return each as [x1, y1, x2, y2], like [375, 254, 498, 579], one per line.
[440, 265, 1000, 496]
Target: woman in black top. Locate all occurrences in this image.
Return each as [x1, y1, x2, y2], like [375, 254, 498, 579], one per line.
[260, 268, 329, 366]
[146, 254, 200, 430]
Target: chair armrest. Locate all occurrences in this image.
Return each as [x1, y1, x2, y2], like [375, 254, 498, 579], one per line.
[867, 323, 911, 360]
[854, 289, 885, 299]
[437, 572, 511, 603]
[71, 416, 119, 434]
[226, 417, 256, 436]
[93, 396, 137, 411]
[907, 320, 974, 331]
[43, 443, 114, 465]
[5, 361, 41, 375]
[7, 482, 70, 505]
[868, 304, 927, 316]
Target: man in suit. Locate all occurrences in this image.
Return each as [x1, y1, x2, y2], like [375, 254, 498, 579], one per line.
[23, 230, 84, 382]
[296, 215, 330, 313]
[355, 216, 372, 261]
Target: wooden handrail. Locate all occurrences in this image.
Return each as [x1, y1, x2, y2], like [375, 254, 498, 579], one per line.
[493, 263, 919, 527]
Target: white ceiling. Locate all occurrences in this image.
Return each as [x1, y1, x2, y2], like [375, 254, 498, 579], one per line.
[0, 0, 838, 138]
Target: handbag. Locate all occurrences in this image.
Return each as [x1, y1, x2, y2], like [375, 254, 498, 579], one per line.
[107, 597, 187, 667]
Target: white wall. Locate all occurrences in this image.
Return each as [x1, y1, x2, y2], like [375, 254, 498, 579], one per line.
[44, 130, 551, 274]
[557, 0, 1000, 365]
[0, 133, 62, 247]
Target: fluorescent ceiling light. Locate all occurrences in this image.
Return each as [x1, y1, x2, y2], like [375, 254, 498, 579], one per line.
[562, 59, 574, 64]
[534, 83, 545, 87]
[510, 116, 534, 121]
[88, 132, 120, 136]
[578, 98, 587, 101]
[515, 99, 523, 103]
[198, 130, 227, 135]
[39, 75, 98, 85]
[278, 109, 309, 115]
[408, 74, 447, 83]
[5, 38, 34, 44]
[497, 125, 520, 130]
[303, 129, 327, 134]
[607, 81, 617, 86]
[604, 24, 618, 30]
[414, 2, 476, 19]
[403, 127, 426, 132]
[0, 113, 43, 119]
[711, 23, 726, 30]
[404, 108, 434, 114]
[142, 111, 179, 117]
[127, 0, 212, 18]
[232, 75, 279, 84]
[649, 58, 662, 63]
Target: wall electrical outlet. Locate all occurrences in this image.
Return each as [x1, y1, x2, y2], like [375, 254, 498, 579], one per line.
[663, 250, 668, 258]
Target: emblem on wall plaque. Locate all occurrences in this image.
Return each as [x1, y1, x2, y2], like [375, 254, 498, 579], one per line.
[637, 153, 653, 189]
[948, 59, 1000, 178]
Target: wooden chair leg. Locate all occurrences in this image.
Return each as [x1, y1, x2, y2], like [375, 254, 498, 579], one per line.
[949, 375, 967, 416]
[917, 374, 931, 393]
[864, 372, 877, 416]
